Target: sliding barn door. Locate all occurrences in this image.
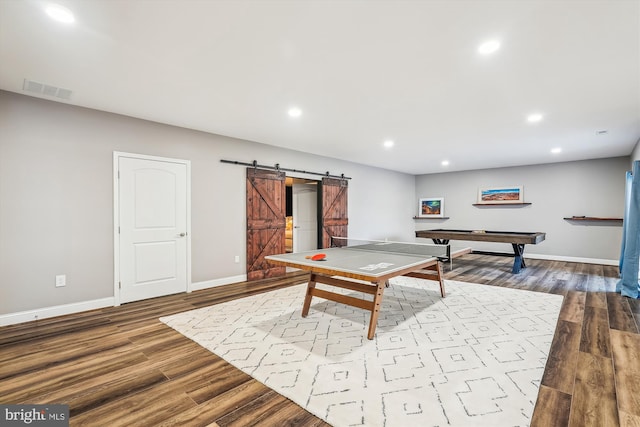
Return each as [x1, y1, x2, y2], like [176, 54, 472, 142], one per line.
[246, 168, 286, 280]
[321, 178, 348, 248]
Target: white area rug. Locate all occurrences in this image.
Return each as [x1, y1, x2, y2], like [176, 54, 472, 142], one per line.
[160, 278, 563, 427]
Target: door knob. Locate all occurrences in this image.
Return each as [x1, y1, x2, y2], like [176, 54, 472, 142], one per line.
[179, 232, 187, 237]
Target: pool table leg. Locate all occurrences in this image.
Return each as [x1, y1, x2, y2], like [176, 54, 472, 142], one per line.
[512, 244, 526, 273]
[430, 238, 451, 268]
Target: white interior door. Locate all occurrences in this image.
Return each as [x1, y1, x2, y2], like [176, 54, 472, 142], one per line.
[117, 154, 189, 303]
[292, 183, 318, 252]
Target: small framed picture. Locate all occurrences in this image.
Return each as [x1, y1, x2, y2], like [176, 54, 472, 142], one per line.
[419, 198, 444, 217]
[477, 186, 524, 204]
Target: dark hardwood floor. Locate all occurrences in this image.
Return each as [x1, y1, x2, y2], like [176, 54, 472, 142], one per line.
[1, 254, 639, 426]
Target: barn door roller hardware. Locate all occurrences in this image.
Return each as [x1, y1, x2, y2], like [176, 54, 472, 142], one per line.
[220, 159, 351, 180]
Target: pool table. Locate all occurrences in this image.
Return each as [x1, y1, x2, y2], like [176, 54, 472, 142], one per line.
[415, 229, 546, 273]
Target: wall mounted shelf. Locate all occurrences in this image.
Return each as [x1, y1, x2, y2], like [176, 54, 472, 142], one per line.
[413, 216, 450, 220]
[563, 216, 623, 223]
[472, 203, 532, 207]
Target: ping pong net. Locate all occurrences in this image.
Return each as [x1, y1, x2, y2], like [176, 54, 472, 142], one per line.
[331, 237, 450, 260]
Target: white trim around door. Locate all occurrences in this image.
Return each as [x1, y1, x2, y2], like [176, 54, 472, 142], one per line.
[113, 151, 192, 306]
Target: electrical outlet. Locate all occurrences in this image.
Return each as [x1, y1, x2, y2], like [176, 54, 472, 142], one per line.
[55, 275, 66, 287]
[234, 255, 240, 263]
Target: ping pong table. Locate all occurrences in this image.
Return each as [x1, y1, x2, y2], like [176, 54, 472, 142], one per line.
[265, 238, 450, 339]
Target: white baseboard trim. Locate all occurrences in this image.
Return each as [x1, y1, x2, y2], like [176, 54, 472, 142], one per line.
[1, 275, 250, 327]
[191, 274, 248, 292]
[2, 253, 616, 328]
[0, 297, 115, 327]
[470, 249, 618, 266]
[525, 253, 618, 266]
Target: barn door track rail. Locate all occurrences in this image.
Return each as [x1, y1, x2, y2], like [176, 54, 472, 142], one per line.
[220, 159, 351, 180]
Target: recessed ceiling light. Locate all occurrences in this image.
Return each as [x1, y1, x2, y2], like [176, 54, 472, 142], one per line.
[441, 160, 450, 166]
[478, 40, 500, 55]
[551, 147, 562, 154]
[287, 107, 302, 118]
[527, 113, 543, 123]
[383, 140, 394, 149]
[45, 4, 75, 24]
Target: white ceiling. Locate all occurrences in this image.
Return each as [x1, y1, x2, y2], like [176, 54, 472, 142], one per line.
[1, 0, 639, 175]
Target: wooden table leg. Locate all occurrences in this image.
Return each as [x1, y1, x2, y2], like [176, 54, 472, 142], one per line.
[436, 261, 445, 297]
[367, 280, 387, 339]
[301, 273, 317, 317]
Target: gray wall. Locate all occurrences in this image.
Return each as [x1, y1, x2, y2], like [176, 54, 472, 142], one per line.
[0, 91, 415, 315]
[0, 89, 632, 317]
[415, 158, 628, 260]
[632, 138, 640, 163]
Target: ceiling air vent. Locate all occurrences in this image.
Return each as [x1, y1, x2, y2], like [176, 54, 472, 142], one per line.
[23, 78, 73, 100]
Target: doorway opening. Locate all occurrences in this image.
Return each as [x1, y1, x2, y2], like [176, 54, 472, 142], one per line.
[245, 169, 347, 280]
[285, 177, 319, 253]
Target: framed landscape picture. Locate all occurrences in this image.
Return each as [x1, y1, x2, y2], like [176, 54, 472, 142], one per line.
[477, 186, 524, 204]
[419, 198, 444, 217]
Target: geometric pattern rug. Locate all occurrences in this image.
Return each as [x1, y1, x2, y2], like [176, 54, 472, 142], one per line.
[160, 278, 563, 427]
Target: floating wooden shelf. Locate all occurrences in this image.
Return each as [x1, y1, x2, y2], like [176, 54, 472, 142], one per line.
[472, 203, 532, 206]
[563, 217, 623, 223]
[413, 216, 450, 220]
